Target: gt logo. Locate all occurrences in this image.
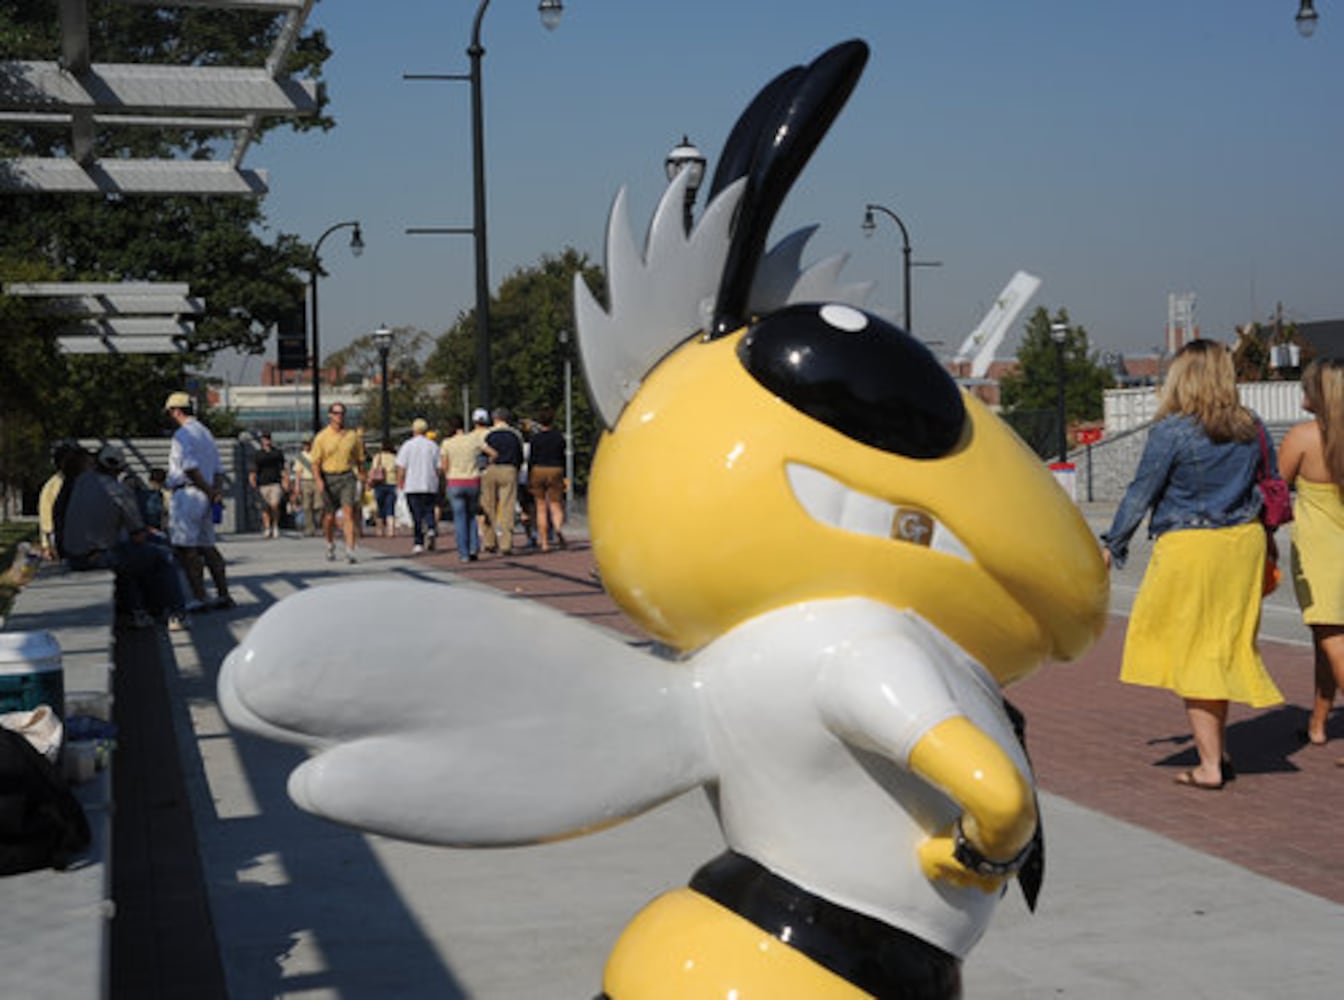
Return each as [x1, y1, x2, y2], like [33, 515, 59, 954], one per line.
[892, 509, 933, 546]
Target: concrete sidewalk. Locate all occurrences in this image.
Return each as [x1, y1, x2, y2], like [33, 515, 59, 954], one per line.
[119, 515, 1343, 997]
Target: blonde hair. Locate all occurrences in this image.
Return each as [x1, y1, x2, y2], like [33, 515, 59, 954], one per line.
[1156, 339, 1257, 442]
[1302, 357, 1344, 491]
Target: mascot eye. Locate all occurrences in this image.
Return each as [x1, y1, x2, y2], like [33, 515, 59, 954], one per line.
[737, 303, 966, 458]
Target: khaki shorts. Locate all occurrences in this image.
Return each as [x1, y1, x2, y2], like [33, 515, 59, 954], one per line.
[528, 466, 565, 503]
[321, 470, 361, 512]
[258, 483, 285, 508]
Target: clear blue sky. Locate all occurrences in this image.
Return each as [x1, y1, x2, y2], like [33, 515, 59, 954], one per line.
[217, 0, 1344, 384]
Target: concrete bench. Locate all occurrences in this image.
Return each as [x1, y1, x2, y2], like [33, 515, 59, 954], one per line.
[1, 564, 116, 1000]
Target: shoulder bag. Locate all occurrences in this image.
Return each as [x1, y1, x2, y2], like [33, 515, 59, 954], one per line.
[1254, 424, 1293, 530]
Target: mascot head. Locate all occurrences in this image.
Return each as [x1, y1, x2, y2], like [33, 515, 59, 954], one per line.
[576, 41, 1107, 683]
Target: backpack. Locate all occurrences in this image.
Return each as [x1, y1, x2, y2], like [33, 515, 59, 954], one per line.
[0, 726, 92, 875]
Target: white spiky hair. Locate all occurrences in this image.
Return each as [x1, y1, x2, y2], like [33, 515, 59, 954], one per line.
[575, 171, 873, 428]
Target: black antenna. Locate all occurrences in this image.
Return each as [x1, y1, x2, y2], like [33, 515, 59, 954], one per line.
[705, 65, 805, 204]
[708, 40, 869, 339]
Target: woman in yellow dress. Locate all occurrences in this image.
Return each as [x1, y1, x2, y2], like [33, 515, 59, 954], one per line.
[1102, 340, 1283, 790]
[1278, 358, 1344, 757]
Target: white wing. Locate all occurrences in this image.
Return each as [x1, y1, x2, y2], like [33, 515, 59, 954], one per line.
[219, 580, 713, 846]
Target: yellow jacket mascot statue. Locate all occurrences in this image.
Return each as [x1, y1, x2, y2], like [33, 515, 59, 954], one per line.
[221, 40, 1108, 999]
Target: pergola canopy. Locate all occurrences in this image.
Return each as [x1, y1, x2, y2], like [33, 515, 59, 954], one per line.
[0, 0, 317, 195]
[6, 280, 204, 355]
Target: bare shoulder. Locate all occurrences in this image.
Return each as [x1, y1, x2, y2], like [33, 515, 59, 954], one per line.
[1281, 420, 1319, 448]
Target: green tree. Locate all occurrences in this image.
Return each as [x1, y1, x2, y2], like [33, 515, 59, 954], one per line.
[1232, 320, 1312, 382]
[999, 308, 1114, 457]
[426, 248, 605, 490]
[0, 2, 331, 498]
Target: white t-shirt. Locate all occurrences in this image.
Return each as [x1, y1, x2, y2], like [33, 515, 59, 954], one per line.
[696, 598, 1029, 958]
[395, 435, 442, 494]
[167, 418, 222, 546]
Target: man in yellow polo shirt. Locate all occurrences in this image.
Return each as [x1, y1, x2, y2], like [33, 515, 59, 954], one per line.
[311, 403, 366, 563]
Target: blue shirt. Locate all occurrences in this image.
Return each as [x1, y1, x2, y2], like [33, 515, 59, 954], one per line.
[485, 426, 524, 468]
[1103, 413, 1271, 568]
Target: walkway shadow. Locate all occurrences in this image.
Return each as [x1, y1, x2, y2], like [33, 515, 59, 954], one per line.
[158, 568, 470, 999]
[1147, 704, 1332, 775]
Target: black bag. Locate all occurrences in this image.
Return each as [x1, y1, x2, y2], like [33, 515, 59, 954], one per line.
[0, 727, 92, 876]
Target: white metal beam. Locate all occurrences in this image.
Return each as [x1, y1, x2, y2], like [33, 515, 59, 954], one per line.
[59, 317, 195, 337]
[0, 158, 268, 195]
[7, 281, 191, 296]
[58, 335, 186, 354]
[113, 1, 306, 9]
[0, 112, 252, 130]
[0, 62, 319, 116]
[19, 293, 205, 316]
[5, 0, 315, 197]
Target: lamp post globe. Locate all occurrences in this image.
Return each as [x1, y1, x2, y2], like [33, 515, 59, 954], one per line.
[665, 135, 706, 234]
[538, 0, 564, 30]
[1297, 0, 1319, 37]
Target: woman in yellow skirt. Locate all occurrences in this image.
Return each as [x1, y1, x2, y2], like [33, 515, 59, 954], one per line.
[1278, 358, 1344, 758]
[1102, 340, 1283, 790]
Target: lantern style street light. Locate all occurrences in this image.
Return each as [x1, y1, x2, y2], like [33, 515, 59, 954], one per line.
[1051, 320, 1070, 464]
[1297, 1, 1319, 37]
[373, 323, 393, 444]
[665, 135, 706, 234]
[308, 220, 364, 432]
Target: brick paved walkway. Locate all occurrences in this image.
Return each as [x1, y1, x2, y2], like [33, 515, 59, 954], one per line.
[364, 531, 1344, 906]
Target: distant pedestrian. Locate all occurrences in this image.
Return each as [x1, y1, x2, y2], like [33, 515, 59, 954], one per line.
[1102, 339, 1282, 790]
[291, 437, 317, 536]
[516, 420, 538, 549]
[439, 414, 483, 561]
[469, 408, 492, 551]
[369, 437, 400, 538]
[250, 431, 288, 539]
[395, 418, 441, 554]
[527, 407, 567, 553]
[311, 403, 366, 564]
[479, 407, 524, 555]
[164, 391, 234, 611]
[1278, 357, 1344, 754]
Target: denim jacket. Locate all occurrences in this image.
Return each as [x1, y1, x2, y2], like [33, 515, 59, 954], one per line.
[1102, 413, 1271, 568]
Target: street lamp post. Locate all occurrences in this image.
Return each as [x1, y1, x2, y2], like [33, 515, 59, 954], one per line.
[665, 136, 707, 234]
[373, 323, 393, 443]
[308, 220, 364, 432]
[1051, 321, 1069, 464]
[861, 203, 940, 335]
[558, 328, 574, 495]
[405, 1, 564, 412]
